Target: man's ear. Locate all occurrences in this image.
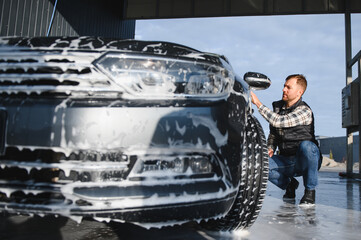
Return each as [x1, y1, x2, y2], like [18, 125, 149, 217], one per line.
[298, 89, 304, 97]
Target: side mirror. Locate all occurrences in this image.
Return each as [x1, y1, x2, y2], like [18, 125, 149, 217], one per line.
[244, 72, 271, 90]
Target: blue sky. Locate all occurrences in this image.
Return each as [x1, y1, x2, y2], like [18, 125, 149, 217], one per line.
[135, 14, 361, 137]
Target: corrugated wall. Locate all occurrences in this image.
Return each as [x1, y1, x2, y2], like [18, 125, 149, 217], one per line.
[0, 0, 135, 38]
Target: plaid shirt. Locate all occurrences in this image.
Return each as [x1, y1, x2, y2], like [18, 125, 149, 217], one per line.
[258, 103, 313, 151]
[258, 104, 313, 128]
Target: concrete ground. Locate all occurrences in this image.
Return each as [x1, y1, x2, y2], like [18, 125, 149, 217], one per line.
[243, 169, 361, 239]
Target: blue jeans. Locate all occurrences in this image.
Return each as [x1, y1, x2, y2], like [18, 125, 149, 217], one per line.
[268, 141, 321, 190]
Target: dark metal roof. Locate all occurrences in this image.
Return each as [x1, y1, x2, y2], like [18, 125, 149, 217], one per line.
[123, 0, 361, 19]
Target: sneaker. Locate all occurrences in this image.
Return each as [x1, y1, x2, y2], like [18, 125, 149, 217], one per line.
[300, 189, 315, 205]
[283, 177, 299, 199]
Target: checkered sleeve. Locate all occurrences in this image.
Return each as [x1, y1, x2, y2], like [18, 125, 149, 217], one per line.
[267, 129, 278, 151]
[258, 104, 312, 128]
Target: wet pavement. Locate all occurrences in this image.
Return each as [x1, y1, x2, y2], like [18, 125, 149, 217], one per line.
[246, 169, 361, 240]
[0, 170, 360, 240]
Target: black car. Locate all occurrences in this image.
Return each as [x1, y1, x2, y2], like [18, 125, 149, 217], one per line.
[0, 37, 270, 230]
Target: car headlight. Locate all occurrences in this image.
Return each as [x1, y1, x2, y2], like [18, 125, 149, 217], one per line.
[94, 53, 234, 99]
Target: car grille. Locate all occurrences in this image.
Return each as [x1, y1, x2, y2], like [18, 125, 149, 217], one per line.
[0, 48, 117, 96]
[0, 148, 134, 206]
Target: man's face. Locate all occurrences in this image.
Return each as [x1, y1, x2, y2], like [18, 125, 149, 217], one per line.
[282, 78, 303, 105]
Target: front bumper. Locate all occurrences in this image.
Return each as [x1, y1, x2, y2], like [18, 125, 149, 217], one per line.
[0, 98, 243, 224]
[0, 148, 238, 223]
[0, 166, 237, 223]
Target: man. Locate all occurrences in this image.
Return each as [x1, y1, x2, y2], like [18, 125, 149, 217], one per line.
[251, 74, 321, 205]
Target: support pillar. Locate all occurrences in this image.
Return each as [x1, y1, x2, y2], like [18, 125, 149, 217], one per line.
[345, 9, 353, 177]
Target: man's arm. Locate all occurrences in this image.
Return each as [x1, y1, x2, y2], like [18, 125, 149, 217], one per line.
[258, 104, 312, 128]
[251, 91, 263, 108]
[251, 92, 278, 157]
[251, 91, 312, 128]
[267, 126, 278, 157]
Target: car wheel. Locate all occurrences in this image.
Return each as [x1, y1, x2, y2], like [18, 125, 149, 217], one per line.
[201, 114, 269, 231]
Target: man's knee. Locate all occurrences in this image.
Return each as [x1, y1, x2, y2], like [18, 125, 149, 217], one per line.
[299, 140, 315, 148]
[298, 141, 319, 155]
[297, 141, 320, 171]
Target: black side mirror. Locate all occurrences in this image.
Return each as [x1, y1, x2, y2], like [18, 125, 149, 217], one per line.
[243, 72, 271, 90]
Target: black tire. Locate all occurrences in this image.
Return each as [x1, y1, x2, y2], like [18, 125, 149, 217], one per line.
[201, 114, 269, 231]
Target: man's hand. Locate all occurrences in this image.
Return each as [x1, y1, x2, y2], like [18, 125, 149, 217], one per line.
[268, 148, 274, 157]
[250, 91, 262, 108]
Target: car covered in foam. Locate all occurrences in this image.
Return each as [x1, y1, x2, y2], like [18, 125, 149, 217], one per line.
[0, 37, 270, 230]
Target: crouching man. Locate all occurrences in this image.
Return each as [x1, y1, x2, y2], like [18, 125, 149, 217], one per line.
[251, 74, 322, 205]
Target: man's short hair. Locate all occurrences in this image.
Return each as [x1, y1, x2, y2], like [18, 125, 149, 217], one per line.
[286, 74, 307, 93]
